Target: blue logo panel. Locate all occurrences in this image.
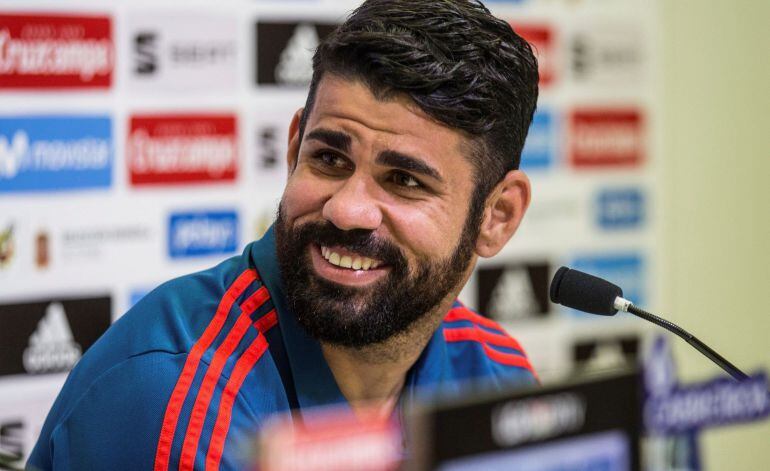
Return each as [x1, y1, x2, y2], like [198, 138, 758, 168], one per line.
[0, 115, 113, 193]
[520, 108, 555, 171]
[568, 254, 645, 316]
[597, 188, 645, 230]
[168, 210, 239, 258]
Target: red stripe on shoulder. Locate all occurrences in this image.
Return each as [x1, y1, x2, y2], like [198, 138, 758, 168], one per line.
[154, 269, 258, 471]
[481, 343, 536, 371]
[444, 306, 505, 333]
[444, 325, 536, 376]
[205, 334, 269, 471]
[444, 326, 525, 353]
[254, 308, 277, 334]
[178, 286, 271, 471]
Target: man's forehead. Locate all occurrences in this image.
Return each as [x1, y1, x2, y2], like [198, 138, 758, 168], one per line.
[305, 74, 477, 165]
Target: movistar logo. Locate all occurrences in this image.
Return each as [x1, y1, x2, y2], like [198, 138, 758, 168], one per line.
[0, 131, 28, 179]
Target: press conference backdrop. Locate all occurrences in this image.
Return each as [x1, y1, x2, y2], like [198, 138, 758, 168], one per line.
[0, 0, 761, 469]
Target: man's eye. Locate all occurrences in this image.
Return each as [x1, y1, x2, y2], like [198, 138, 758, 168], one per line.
[313, 151, 350, 170]
[391, 172, 421, 188]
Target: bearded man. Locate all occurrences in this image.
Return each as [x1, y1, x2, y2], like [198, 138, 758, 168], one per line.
[28, 1, 539, 469]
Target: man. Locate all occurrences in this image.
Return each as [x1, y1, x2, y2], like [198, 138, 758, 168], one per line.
[28, 0, 539, 469]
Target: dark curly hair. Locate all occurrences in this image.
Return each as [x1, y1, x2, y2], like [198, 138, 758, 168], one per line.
[299, 0, 539, 204]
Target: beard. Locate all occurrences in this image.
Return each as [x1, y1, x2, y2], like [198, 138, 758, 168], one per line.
[274, 205, 479, 349]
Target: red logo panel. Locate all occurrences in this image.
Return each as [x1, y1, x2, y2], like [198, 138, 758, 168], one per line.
[511, 23, 554, 87]
[569, 109, 644, 168]
[0, 13, 113, 89]
[128, 114, 238, 185]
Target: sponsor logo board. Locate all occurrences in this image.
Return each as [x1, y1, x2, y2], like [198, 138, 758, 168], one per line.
[60, 224, 152, 262]
[253, 100, 302, 180]
[477, 262, 550, 322]
[0, 379, 65, 468]
[35, 229, 50, 270]
[128, 114, 238, 185]
[255, 21, 338, 86]
[520, 108, 556, 170]
[570, 25, 644, 86]
[0, 223, 14, 269]
[0, 418, 24, 468]
[569, 109, 644, 168]
[0, 296, 111, 376]
[257, 124, 283, 172]
[0, 115, 113, 193]
[644, 336, 770, 434]
[126, 12, 238, 92]
[168, 210, 239, 258]
[0, 13, 113, 89]
[510, 23, 554, 87]
[573, 335, 640, 374]
[0, 220, 49, 275]
[596, 187, 645, 230]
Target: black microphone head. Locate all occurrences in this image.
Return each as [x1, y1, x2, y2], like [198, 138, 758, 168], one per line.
[549, 266, 623, 316]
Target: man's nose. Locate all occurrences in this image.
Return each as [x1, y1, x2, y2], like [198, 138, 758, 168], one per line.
[322, 176, 383, 231]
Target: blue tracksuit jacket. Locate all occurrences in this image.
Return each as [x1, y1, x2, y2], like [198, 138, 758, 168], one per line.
[28, 226, 536, 470]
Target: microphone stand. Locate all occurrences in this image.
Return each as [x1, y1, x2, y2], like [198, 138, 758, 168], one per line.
[613, 297, 749, 381]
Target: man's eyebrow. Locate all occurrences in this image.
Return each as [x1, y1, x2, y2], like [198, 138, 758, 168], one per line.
[304, 128, 351, 153]
[376, 150, 444, 183]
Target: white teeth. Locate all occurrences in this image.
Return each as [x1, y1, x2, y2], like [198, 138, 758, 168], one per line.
[320, 246, 381, 271]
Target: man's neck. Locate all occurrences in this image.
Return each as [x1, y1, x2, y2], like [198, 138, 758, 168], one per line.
[319, 304, 446, 418]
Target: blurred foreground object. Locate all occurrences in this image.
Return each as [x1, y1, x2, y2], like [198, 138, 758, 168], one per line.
[257, 406, 401, 471]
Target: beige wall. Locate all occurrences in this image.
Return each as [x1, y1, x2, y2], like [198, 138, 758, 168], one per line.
[662, 1, 770, 469]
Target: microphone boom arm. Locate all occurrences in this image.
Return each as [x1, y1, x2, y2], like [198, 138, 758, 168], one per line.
[614, 296, 749, 382]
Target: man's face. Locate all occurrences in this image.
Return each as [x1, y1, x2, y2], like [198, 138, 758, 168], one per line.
[275, 74, 481, 348]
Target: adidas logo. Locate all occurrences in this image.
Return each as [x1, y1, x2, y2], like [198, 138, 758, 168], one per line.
[23, 302, 82, 374]
[580, 343, 628, 372]
[275, 24, 318, 85]
[0, 131, 28, 179]
[488, 268, 539, 321]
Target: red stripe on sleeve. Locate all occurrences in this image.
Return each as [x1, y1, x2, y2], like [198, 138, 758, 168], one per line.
[444, 325, 535, 375]
[178, 286, 270, 471]
[205, 334, 269, 471]
[253, 309, 277, 334]
[481, 343, 536, 370]
[444, 306, 506, 333]
[443, 326, 525, 353]
[153, 269, 257, 471]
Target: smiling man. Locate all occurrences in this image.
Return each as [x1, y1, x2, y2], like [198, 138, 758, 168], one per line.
[29, 1, 539, 470]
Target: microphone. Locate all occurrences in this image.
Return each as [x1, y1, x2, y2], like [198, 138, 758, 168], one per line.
[549, 266, 623, 316]
[549, 266, 750, 382]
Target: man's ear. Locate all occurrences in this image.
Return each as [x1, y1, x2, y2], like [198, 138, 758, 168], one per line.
[286, 107, 304, 175]
[475, 170, 531, 258]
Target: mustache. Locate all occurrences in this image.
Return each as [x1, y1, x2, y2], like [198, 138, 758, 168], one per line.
[292, 221, 406, 267]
